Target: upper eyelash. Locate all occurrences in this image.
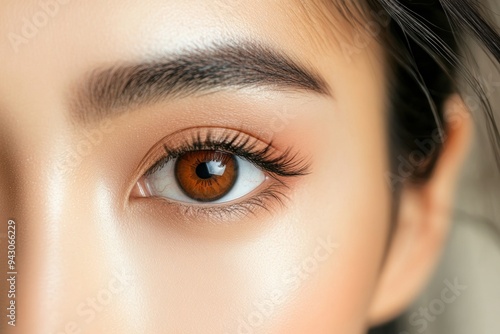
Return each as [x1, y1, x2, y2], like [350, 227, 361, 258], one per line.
[144, 129, 311, 179]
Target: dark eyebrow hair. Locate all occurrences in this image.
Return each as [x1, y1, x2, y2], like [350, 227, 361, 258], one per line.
[70, 41, 330, 125]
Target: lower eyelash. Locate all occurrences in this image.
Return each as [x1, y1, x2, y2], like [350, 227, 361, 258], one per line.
[133, 127, 309, 221]
[147, 181, 290, 222]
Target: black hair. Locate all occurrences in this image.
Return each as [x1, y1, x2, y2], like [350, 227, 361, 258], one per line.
[356, 0, 500, 333]
[372, 0, 499, 185]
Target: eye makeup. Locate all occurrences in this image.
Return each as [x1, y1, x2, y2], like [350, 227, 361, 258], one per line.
[130, 127, 311, 220]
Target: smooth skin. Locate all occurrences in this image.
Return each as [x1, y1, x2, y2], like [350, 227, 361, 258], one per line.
[0, 1, 472, 333]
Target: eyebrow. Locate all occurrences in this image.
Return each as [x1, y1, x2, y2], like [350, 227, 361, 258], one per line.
[70, 41, 330, 125]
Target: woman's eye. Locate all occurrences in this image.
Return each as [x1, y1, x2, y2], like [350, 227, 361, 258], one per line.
[137, 150, 266, 204]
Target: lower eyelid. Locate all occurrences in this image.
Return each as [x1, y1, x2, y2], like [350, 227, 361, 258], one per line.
[130, 174, 291, 222]
[128, 127, 308, 220]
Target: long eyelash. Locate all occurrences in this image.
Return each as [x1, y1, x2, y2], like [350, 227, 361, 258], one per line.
[145, 129, 311, 178]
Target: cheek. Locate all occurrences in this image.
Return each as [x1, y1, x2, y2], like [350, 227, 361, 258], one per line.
[112, 112, 390, 334]
[253, 87, 392, 332]
[267, 120, 390, 332]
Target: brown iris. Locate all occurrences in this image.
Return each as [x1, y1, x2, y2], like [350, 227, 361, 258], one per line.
[174, 150, 238, 202]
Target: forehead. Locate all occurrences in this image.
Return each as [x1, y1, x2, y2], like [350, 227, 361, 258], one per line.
[0, 0, 367, 68]
[0, 0, 384, 128]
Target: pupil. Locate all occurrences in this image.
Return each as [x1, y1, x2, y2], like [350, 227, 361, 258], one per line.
[175, 151, 237, 202]
[196, 163, 212, 179]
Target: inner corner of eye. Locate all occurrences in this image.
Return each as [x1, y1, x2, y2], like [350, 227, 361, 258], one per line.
[131, 176, 154, 198]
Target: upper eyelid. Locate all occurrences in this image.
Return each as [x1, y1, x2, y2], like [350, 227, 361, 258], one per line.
[128, 127, 311, 219]
[143, 137, 267, 177]
[141, 128, 268, 176]
[142, 129, 311, 179]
